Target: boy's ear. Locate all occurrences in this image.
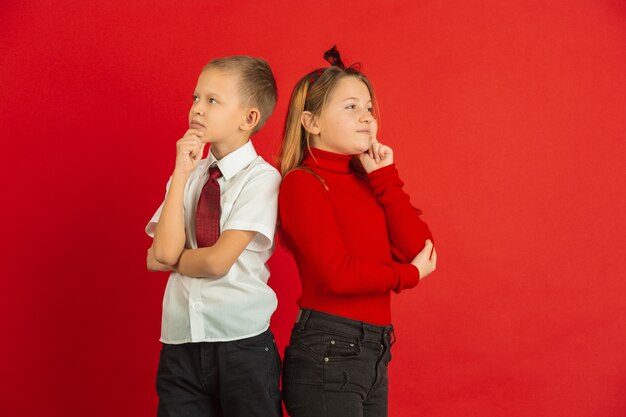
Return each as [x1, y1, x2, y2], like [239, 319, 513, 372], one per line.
[301, 111, 320, 135]
[240, 108, 261, 132]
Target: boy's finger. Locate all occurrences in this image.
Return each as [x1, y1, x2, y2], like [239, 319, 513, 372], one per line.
[431, 247, 437, 263]
[196, 143, 206, 160]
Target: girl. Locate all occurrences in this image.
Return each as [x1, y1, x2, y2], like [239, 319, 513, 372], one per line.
[277, 46, 437, 417]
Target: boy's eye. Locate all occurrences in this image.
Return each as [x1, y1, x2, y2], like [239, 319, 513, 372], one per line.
[208, 98, 217, 104]
[193, 95, 199, 102]
[367, 107, 373, 113]
[345, 104, 356, 109]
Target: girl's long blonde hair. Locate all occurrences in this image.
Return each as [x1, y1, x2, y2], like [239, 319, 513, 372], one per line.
[277, 65, 379, 177]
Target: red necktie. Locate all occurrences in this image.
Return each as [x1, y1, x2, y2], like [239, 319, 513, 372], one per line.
[196, 165, 222, 247]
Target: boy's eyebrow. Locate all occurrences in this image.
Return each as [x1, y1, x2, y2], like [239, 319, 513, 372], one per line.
[341, 97, 372, 103]
[194, 91, 224, 99]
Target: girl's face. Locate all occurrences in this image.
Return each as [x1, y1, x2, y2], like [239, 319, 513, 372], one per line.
[309, 76, 377, 155]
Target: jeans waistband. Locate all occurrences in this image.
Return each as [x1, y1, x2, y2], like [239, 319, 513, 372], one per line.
[295, 308, 395, 344]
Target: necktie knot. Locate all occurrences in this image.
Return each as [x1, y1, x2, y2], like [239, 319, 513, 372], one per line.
[208, 166, 222, 181]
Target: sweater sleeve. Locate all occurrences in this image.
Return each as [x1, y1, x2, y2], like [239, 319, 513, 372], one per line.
[279, 170, 419, 296]
[368, 164, 434, 266]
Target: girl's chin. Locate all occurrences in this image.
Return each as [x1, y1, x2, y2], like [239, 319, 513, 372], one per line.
[354, 144, 370, 154]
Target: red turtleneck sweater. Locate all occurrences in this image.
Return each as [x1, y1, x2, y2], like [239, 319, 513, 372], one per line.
[278, 147, 433, 325]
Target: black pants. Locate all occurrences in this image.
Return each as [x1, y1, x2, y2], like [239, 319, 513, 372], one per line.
[282, 309, 394, 417]
[156, 328, 282, 417]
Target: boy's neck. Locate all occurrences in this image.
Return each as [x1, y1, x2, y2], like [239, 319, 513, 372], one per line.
[210, 136, 251, 160]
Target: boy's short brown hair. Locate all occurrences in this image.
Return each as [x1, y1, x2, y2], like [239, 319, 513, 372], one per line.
[203, 56, 277, 134]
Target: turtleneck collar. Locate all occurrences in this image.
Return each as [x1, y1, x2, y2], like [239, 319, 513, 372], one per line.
[302, 146, 353, 174]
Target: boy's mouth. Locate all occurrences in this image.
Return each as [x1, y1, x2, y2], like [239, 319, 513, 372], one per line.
[190, 120, 205, 129]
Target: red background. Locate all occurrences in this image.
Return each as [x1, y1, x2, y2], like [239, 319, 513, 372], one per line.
[1, 1, 626, 416]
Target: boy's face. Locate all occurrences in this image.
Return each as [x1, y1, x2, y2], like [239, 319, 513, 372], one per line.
[189, 68, 248, 144]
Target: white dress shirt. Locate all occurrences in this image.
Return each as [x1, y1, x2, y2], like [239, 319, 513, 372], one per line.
[146, 141, 281, 343]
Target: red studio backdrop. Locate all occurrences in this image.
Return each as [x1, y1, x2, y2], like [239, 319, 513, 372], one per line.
[1, 1, 625, 416]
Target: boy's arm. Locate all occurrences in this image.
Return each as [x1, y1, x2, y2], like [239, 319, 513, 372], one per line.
[152, 172, 188, 265]
[176, 165, 281, 278]
[173, 230, 256, 277]
[147, 245, 174, 272]
[152, 130, 206, 265]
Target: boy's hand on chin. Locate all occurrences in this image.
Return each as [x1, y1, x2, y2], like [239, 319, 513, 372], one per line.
[174, 129, 206, 176]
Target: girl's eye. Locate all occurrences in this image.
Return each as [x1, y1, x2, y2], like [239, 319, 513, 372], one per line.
[208, 98, 217, 104]
[346, 104, 356, 109]
[193, 95, 199, 102]
[367, 107, 373, 113]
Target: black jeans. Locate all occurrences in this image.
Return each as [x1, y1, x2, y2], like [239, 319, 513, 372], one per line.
[282, 309, 394, 417]
[156, 328, 282, 417]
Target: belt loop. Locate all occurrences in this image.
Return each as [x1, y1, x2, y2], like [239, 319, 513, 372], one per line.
[296, 309, 311, 332]
[388, 326, 396, 347]
[359, 321, 367, 343]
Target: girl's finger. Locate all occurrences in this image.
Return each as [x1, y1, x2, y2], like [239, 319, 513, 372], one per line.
[377, 144, 386, 161]
[370, 138, 379, 159]
[381, 145, 392, 161]
[374, 142, 381, 163]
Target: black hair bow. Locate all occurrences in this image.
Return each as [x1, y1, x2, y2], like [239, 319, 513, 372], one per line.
[309, 45, 346, 85]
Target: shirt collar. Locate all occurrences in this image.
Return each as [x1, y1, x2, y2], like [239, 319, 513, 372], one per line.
[206, 140, 258, 180]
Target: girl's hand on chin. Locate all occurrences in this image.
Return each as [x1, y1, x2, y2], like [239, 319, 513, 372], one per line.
[358, 138, 394, 173]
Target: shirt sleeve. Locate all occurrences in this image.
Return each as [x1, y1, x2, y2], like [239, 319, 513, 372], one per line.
[279, 170, 419, 296]
[222, 166, 281, 252]
[145, 176, 172, 238]
[367, 164, 434, 265]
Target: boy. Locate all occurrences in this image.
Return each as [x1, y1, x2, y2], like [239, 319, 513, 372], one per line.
[145, 56, 282, 417]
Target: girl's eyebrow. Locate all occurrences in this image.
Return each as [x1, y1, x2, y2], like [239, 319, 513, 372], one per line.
[341, 97, 372, 103]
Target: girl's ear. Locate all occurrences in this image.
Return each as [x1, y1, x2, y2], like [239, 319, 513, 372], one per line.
[240, 108, 261, 132]
[301, 111, 321, 135]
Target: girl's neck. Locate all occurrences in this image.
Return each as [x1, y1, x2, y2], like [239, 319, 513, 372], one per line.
[303, 146, 353, 174]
